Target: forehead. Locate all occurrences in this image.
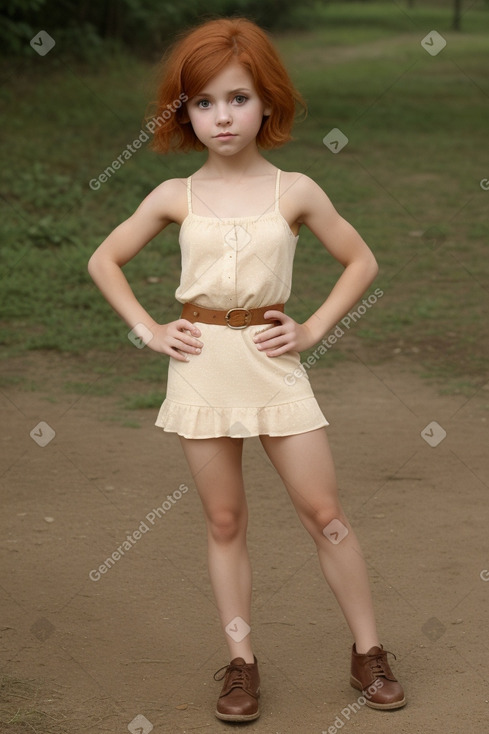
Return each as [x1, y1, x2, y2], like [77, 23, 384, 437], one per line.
[194, 61, 256, 95]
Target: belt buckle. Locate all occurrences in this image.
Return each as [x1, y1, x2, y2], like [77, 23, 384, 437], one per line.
[225, 307, 252, 329]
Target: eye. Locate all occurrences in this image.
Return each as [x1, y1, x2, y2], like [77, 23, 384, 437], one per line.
[233, 95, 248, 105]
[197, 99, 210, 109]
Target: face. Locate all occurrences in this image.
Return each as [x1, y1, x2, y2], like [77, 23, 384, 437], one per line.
[186, 61, 271, 156]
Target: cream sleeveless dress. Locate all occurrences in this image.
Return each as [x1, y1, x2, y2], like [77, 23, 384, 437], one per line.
[155, 169, 328, 439]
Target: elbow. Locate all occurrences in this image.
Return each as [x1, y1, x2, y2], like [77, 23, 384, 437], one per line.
[87, 251, 102, 282]
[367, 252, 379, 283]
[87, 253, 96, 279]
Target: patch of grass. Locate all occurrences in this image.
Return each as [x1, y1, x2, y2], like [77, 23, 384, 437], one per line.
[0, 675, 68, 733]
[120, 391, 164, 410]
[62, 380, 116, 397]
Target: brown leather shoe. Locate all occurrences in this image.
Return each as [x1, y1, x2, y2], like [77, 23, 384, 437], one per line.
[350, 644, 406, 710]
[214, 656, 260, 721]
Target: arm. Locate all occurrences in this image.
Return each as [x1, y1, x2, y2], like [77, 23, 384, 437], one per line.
[254, 174, 378, 356]
[88, 179, 203, 361]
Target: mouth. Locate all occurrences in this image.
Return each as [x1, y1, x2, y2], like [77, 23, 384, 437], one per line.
[214, 133, 236, 138]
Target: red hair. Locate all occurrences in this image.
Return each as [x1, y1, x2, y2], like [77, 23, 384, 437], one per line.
[147, 17, 306, 153]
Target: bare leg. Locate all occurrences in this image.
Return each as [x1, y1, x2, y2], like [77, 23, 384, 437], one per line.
[179, 436, 254, 663]
[260, 429, 380, 653]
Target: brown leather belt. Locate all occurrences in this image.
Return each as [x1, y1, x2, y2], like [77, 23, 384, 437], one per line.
[181, 302, 284, 329]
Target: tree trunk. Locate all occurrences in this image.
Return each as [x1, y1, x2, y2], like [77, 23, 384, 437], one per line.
[453, 0, 462, 30]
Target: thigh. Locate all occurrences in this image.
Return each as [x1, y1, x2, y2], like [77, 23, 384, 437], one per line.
[259, 428, 343, 520]
[179, 436, 247, 519]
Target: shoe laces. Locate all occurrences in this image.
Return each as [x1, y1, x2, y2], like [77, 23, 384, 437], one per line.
[366, 648, 397, 678]
[214, 660, 251, 690]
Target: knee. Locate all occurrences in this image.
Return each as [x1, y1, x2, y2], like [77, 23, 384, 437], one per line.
[207, 508, 246, 544]
[312, 506, 348, 542]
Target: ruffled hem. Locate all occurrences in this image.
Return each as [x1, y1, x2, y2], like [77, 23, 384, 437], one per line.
[155, 397, 329, 439]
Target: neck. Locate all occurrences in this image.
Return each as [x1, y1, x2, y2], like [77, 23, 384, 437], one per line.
[199, 144, 272, 181]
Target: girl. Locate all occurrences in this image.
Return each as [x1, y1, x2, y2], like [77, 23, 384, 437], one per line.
[88, 17, 405, 722]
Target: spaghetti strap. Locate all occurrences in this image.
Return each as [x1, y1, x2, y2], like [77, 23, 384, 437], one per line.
[186, 176, 193, 214]
[274, 168, 281, 213]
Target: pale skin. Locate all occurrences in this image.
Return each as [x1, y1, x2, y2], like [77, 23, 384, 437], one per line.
[88, 61, 382, 663]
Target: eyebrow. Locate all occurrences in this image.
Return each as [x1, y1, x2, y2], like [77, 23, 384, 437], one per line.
[194, 87, 252, 97]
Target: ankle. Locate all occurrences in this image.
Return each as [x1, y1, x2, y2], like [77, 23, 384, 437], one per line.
[229, 653, 255, 664]
[354, 640, 381, 655]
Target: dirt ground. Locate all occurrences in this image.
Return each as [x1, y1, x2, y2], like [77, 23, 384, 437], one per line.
[1, 349, 488, 734]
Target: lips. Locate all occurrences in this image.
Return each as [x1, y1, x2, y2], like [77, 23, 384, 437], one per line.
[215, 133, 236, 138]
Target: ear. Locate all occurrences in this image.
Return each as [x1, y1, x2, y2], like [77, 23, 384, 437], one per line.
[263, 105, 272, 117]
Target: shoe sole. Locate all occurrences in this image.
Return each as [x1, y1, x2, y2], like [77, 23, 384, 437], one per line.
[350, 676, 406, 710]
[215, 710, 260, 721]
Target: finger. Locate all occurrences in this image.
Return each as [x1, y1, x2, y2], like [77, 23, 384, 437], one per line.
[263, 344, 292, 358]
[253, 325, 282, 344]
[173, 326, 203, 348]
[150, 343, 189, 361]
[170, 342, 202, 361]
[172, 337, 202, 354]
[257, 335, 292, 352]
[169, 349, 190, 362]
[177, 319, 202, 337]
[264, 310, 288, 323]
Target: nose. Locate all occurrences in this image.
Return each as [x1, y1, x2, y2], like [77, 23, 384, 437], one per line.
[215, 102, 232, 125]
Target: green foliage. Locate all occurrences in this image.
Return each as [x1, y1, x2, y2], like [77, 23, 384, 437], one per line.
[0, 0, 316, 57]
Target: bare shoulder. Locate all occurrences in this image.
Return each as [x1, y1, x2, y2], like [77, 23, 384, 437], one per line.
[282, 171, 333, 203]
[135, 177, 189, 225]
[280, 171, 336, 224]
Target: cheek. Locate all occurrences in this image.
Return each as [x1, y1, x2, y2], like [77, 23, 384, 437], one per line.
[187, 111, 208, 135]
[240, 106, 266, 130]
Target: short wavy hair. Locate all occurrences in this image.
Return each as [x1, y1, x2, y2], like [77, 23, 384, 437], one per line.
[147, 17, 306, 153]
